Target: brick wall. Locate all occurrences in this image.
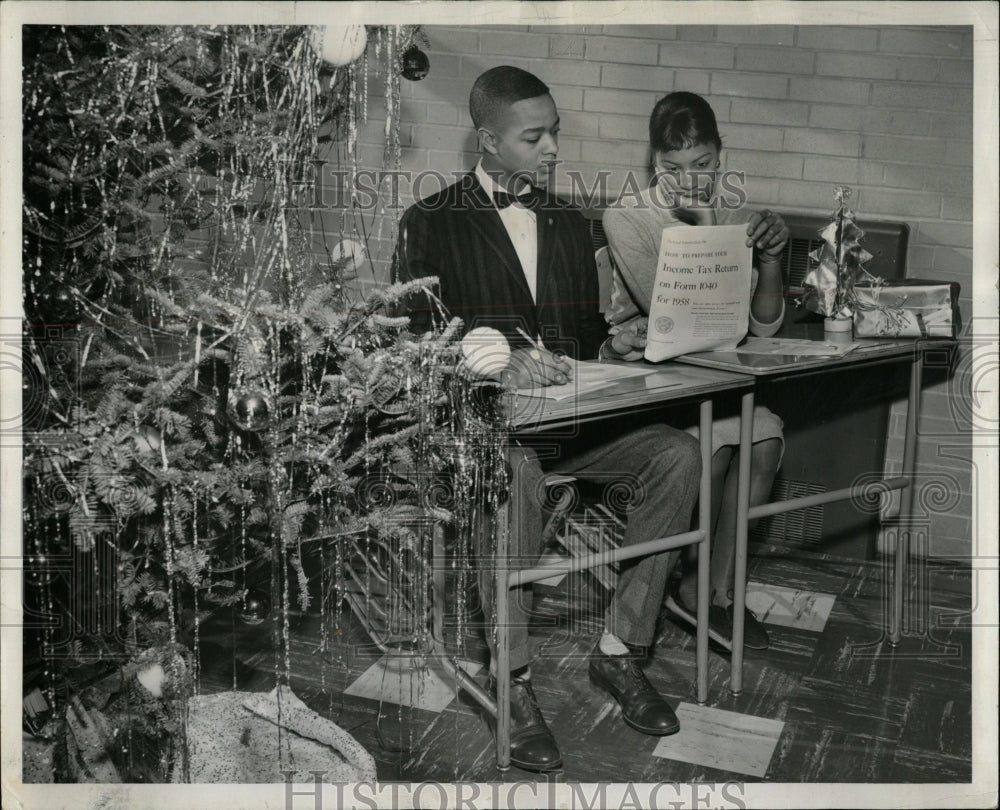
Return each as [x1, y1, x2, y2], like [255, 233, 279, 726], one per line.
[332, 24, 975, 559]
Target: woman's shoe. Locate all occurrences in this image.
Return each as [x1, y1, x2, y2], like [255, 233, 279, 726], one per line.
[664, 592, 770, 651]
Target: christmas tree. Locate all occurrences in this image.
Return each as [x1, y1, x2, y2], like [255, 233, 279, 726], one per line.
[801, 185, 875, 319]
[21, 24, 505, 782]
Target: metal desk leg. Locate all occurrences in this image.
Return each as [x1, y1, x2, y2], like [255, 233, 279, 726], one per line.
[432, 523, 446, 649]
[730, 389, 755, 696]
[495, 491, 511, 770]
[696, 399, 713, 704]
[890, 354, 923, 645]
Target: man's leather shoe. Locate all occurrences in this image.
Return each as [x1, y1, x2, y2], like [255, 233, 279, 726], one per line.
[588, 647, 680, 736]
[488, 675, 563, 772]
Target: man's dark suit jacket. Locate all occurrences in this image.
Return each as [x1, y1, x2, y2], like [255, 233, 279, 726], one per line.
[392, 173, 606, 360]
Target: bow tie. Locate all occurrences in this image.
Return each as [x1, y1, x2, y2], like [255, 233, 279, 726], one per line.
[493, 189, 539, 210]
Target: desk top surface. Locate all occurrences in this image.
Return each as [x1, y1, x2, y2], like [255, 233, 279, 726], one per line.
[510, 361, 753, 431]
[673, 321, 945, 377]
[507, 323, 951, 430]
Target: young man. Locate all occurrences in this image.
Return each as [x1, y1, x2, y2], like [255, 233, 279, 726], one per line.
[393, 66, 701, 773]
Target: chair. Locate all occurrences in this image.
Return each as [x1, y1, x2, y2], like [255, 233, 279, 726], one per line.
[541, 475, 622, 593]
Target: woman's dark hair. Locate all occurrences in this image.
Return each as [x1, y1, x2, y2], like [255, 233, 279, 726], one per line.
[648, 91, 722, 154]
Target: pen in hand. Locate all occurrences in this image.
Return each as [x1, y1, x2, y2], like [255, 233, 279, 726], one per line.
[514, 327, 572, 386]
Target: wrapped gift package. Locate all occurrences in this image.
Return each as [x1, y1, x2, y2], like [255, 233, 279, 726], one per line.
[853, 279, 961, 338]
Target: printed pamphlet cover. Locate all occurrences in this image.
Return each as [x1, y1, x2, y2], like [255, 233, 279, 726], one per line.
[644, 224, 753, 362]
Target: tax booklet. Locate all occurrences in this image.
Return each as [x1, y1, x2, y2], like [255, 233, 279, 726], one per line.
[644, 224, 753, 363]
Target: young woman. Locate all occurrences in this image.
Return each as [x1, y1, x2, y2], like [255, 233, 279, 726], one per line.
[601, 91, 790, 650]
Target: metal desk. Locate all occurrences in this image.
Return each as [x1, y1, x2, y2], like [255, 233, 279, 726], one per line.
[676, 323, 950, 694]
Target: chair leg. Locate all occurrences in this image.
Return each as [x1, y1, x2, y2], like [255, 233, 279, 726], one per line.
[542, 477, 576, 546]
[559, 519, 618, 591]
[548, 481, 621, 592]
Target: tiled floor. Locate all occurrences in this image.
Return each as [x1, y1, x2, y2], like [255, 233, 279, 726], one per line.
[188, 540, 973, 784]
[344, 655, 482, 712]
[652, 703, 784, 777]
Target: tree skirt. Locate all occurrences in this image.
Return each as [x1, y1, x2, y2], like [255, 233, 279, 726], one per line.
[22, 732, 55, 783]
[174, 686, 376, 783]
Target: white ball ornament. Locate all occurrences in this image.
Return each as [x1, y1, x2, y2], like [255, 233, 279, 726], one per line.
[331, 238, 367, 276]
[136, 663, 166, 698]
[461, 327, 511, 379]
[315, 25, 368, 67]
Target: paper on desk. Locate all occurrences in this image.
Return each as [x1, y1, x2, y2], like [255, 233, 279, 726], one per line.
[721, 337, 860, 357]
[514, 358, 659, 401]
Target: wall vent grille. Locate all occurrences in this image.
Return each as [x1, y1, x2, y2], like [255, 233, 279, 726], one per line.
[752, 477, 826, 546]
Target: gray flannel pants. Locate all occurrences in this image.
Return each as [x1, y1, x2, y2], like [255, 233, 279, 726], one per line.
[474, 422, 701, 672]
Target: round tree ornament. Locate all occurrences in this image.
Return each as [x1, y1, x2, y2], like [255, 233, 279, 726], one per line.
[331, 238, 367, 278]
[461, 327, 511, 379]
[315, 25, 368, 66]
[228, 390, 271, 432]
[136, 663, 167, 698]
[238, 590, 271, 626]
[400, 46, 429, 81]
[36, 282, 77, 323]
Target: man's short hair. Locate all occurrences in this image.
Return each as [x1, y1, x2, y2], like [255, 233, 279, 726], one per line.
[469, 66, 550, 130]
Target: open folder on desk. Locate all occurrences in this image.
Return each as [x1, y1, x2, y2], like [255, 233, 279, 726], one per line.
[514, 358, 661, 401]
[721, 337, 860, 357]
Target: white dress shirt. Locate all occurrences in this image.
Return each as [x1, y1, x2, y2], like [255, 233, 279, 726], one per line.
[475, 160, 539, 302]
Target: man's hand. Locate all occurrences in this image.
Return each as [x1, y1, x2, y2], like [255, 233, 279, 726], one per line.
[746, 209, 790, 257]
[502, 346, 574, 388]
